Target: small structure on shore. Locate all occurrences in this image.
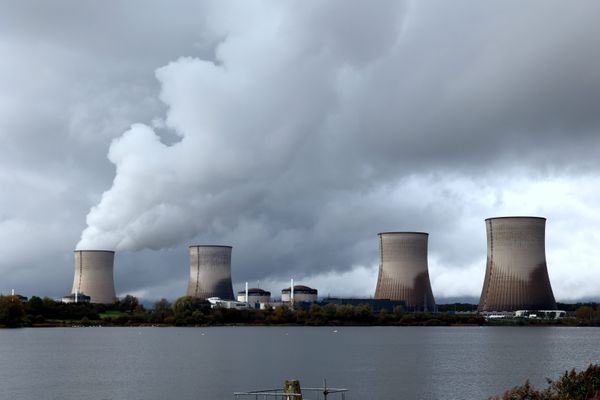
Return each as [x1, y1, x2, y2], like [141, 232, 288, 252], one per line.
[61, 292, 91, 304]
[207, 297, 250, 310]
[5, 290, 28, 302]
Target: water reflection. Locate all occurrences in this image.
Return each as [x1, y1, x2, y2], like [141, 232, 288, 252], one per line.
[0, 326, 598, 400]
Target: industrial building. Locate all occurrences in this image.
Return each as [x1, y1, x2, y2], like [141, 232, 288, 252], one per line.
[70, 250, 116, 304]
[186, 245, 235, 300]
[207, 297, 251, 309]
[374, 232, 436, 312]
[237, 288, 271, 304]
[281, 285, 318, 303]
[4, 290, 28, 302]
[61, 292, 91, 304]
[478, 216, 557, 312]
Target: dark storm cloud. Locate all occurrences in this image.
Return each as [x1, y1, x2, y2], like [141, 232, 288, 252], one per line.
[2, 1, 600, 301]
[330, 1, 600, 172]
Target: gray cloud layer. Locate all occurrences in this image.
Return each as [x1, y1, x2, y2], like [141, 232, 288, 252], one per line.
[2, 1, 600, 302]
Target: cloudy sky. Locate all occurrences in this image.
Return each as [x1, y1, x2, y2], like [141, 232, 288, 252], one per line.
[1, 0, 600, 303]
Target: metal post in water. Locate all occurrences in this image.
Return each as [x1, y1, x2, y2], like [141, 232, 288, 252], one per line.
[283, 379, 302, 400]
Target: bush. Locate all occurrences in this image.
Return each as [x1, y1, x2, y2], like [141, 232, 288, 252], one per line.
[491, 364, 600, 400]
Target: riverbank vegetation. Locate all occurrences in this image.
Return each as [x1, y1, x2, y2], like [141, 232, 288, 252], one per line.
[1, 294, 599, 328]
[491, 364, 600, 400]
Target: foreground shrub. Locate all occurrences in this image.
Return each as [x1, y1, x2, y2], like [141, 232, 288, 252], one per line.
[491, 364, 600, 400]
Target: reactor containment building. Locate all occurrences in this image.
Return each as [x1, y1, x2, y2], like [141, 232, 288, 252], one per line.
[478, 217, 557, 312]
[186, 245, 235, 300]
[374, 232, 436, 312]
[71, 250, 117, 304]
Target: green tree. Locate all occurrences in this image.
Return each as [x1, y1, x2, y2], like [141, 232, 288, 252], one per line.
[355, 304, 374, 323]
[191, 310, 206, 325]
[550, 364, 600, 399]
[173, 296, 210, 324]
[336, 304, 355, 322]
[118, 295, 141, 313]
[152, 298, 173, 323]
[393, 305, 404, 320]
[294, 309, 308, 324]
[575, 305, 594, 321]
[0, 295, 26, 327]
[26, 296, 45, 316]
[307, 304, 326, 325]
[265, 305, 294, 324]
[323, 304, 337, 320]
[378, 309, 392, 324]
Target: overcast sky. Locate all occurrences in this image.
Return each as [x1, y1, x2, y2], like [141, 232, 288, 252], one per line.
[1, 1, 600, 303]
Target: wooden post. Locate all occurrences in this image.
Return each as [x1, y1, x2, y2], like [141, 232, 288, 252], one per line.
[283, 379, 302, 400]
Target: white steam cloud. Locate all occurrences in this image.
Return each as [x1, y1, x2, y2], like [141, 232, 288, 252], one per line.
[78, 1, 407, 251]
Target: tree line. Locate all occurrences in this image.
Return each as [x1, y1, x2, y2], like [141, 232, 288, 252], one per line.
[2, 294, 600, 328]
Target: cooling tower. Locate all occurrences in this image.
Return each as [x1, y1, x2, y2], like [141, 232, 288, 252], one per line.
[478, 217, 557, 312]
[186, 245, 235, 300]
[374, 232, 436, 312]
[71, 250, 116, 304]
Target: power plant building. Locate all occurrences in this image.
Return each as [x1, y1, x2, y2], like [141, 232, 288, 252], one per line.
[478, 217, 557, 312]
[237, 288, 271, 304]
[61, 292, 91, 304]
[71, 250, 117, 304]
[374, 232, 436, 312]
[282, 285, 318, 303]
[187, 245, 235, 300]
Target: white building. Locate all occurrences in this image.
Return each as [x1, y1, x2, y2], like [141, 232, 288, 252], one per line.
[237, 288, 271, 305]
[281, 285, 318, 303]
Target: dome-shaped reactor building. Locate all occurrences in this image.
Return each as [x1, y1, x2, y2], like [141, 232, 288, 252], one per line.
[478, 217, 557, 312]
[71, 250, 117, 304]
[237, 288, 271, 304]
[281, 285, 318, 303]
[374, 232, 436, 312]
[186, 245, 235, 300]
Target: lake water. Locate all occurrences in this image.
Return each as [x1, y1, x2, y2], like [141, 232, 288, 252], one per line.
[1, 326, 599, 399]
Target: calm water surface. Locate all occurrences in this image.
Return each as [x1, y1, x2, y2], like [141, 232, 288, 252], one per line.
[1, 326, 599, 399]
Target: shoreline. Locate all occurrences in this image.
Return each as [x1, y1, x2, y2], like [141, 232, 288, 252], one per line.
[3, 320, 597, 329]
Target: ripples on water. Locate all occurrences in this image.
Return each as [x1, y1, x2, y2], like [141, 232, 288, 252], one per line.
[1, 326, 599, 399]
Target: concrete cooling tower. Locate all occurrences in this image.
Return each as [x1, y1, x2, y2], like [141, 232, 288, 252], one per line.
[186, 245, 235, 300]
[478, 217, 557, 312]
[71, 250, 117, 304]
[374, 232, 436, 312]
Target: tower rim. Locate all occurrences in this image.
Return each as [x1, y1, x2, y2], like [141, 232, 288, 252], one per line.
[378, 231, 429, 236]
[189, 244, 233, 248]
[73, 249, 115, 254]
[485, 216, 546, 222]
